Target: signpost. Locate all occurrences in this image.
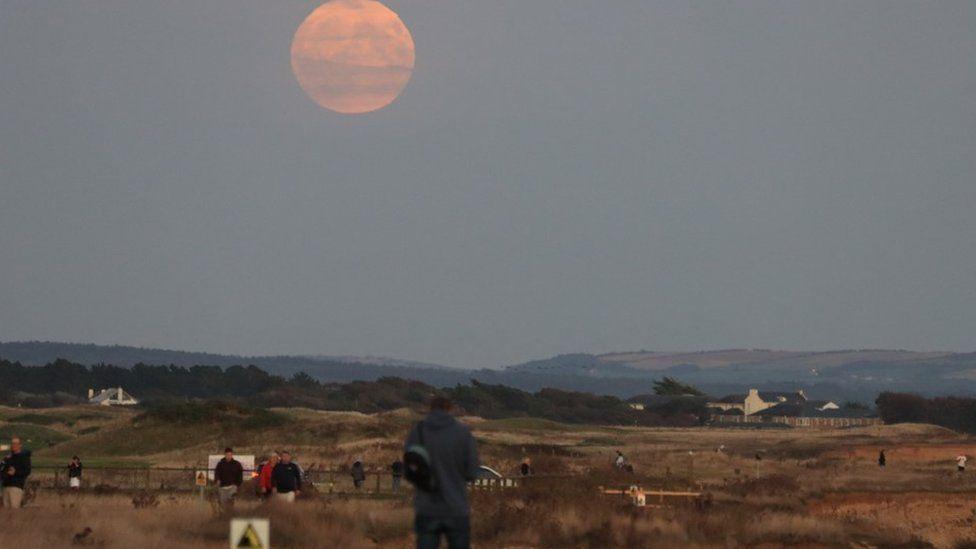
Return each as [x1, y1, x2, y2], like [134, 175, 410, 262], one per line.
[230, 518, 270, 549]
[196, 470, 208, 502]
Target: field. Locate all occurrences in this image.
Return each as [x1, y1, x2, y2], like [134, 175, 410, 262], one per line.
[3, 405, 976, 547]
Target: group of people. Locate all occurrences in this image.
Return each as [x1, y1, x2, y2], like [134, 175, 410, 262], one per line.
[1, 397, 480, 548]
[212, 447, 304, 505]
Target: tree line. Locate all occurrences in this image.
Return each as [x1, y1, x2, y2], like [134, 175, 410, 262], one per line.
[876, 392, 976, 434]
[0, 357, 703, 426]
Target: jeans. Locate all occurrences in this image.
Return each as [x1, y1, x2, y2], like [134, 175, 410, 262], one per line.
[415, 515, 470, 549]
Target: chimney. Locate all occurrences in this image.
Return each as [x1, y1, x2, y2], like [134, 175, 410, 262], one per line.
[748, 388, 758, 397]
[88, 388, 94, 400]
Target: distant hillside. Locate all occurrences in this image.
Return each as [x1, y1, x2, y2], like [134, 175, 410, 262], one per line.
[502, 349, 976, 402]
[4, 342, 976, 402]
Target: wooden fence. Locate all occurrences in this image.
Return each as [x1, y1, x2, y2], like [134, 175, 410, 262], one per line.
[711, 415, 881, 428]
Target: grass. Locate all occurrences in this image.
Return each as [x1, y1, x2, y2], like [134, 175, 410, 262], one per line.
[0, 423, 71, 448]
[4, 406, 976, 546]
[8, 413, 67, 426]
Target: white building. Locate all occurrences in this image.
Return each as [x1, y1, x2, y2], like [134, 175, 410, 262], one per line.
[708, 388, 807, 416]
[88, 387, 139, 406]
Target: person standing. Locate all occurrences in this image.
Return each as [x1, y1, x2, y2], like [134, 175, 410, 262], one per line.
[878, 449, 886, 469]
[351, 460, 366, 490]
[391, 459, 404, 493]
[404, 396, 479, 549]
[519, 458, 532, 477]
[957, 454, 967, 474]
[272, 451, 302, 503]
[214, 447, 243, 508]
[258, 453, 279, 500]
[1, 437, 31, 510]
[614, 451, 626, 469]
[67, 456, 83, 491]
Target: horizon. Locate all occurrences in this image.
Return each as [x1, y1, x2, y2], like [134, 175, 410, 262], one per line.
[0, 339, 972, 370]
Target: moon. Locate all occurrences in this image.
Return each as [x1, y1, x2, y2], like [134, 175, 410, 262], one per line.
[291, 0, 416, 114]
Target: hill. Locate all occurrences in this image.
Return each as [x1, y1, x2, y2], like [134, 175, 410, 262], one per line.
[5, 341, 976, 401]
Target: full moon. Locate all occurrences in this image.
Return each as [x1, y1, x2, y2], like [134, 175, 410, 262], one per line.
[290, 0, 415, 114]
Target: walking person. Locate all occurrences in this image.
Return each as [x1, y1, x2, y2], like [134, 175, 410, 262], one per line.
[1, 437, 32, 510]
[878, 449, 886, 469]
[614, 451, 626, 470]
[351, 460, 366, 490]
[272, 451, 302, 503]
[957, 454, 967, 474]
[214, 447, 243, 508]
[67, 456, 83, 491]
[391, 459, 404, 493]
[404, 396, 479, 549]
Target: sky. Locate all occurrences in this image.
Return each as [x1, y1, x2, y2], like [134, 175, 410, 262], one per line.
[1, 1, 974, 368]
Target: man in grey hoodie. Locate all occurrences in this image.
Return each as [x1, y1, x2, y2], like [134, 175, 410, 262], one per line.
[404, 396, 479, 549]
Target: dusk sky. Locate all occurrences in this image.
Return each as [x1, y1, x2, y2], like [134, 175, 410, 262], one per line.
[1, 1, 974, 368]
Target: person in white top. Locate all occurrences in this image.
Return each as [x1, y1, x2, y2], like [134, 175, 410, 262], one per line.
[957, 455, 967, 473]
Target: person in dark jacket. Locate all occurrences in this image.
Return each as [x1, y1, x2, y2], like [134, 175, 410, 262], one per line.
[878, 449, 887, 469]
[214, 447, 244, 507]
[67, 456, 83, 490]
[1, 437, 31, 509]
[271, 451, 302, 503]
[391, 459, 404, 493]
[351, 460, 366, 490]
[404, 396, 479, 549]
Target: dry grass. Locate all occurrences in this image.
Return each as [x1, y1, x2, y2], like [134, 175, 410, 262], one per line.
[5, 407, 976, 547]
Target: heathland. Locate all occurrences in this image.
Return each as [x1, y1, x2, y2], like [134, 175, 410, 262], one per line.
[3, 402, 976, 547]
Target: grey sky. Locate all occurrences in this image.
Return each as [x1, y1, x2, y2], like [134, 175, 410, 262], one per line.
[1, 1, 974, 368]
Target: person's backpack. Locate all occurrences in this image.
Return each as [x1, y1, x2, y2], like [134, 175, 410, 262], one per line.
[403, 421, 437, 492]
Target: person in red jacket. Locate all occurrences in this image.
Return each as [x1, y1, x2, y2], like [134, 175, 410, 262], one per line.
[258, 453, 279, 500]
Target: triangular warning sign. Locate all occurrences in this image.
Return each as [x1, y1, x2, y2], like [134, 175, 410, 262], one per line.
[237, 524, 264, 548]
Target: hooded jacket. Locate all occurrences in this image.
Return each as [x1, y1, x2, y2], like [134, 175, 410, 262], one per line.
[1, 449, 32, 489]
[404, 410, 479, 517]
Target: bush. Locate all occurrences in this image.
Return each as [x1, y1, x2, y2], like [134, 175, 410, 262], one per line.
[136, 401, 291, 429]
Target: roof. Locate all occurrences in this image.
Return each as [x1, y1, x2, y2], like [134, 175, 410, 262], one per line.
[756, 402, 877, 418]
[714, 394, 747, 404]
[757, 391, 806, 403]
[89, 388, 138, 404]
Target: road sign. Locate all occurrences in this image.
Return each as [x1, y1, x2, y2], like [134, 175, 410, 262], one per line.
[196, 471, 208, 487]
[230, 518, 270, 549]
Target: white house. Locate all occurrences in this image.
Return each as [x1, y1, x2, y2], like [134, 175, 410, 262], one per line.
[708, 388, 807, 416]
[88, 387, 139, 406]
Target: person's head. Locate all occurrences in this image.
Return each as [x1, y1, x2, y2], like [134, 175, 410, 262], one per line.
[281, 451, 292, 464]
[224, 447, 234, 460]
[71, 455, 79, 464]
[429, 395, 453, 412]
[11, 437, 22, 454]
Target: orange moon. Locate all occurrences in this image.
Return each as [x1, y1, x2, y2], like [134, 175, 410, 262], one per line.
[290, 0, 415, 114]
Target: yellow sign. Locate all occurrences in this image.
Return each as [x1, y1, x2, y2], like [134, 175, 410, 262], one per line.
[196, 471, 208, 487]
[230, 518, 269, 549]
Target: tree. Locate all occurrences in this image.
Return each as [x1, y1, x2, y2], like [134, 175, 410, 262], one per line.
[652, 377, 704, 396]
